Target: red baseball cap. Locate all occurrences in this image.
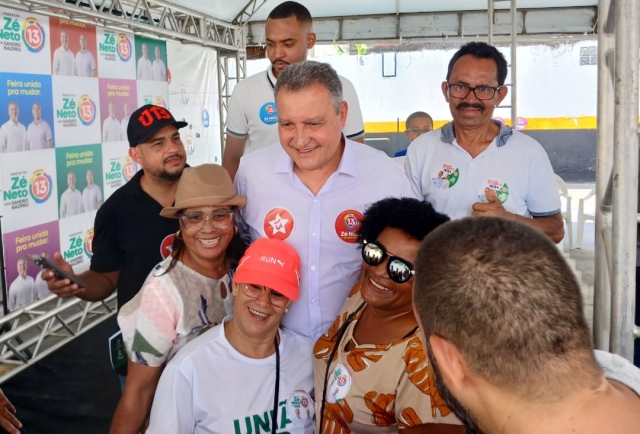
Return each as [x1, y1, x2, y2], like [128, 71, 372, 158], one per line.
[234, 238, 301, 302]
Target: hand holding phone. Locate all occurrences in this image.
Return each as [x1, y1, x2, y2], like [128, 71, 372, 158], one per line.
[28, 254, 86, 289]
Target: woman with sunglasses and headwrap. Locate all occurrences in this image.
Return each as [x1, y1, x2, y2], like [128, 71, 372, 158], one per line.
[313, 197, 465, 434]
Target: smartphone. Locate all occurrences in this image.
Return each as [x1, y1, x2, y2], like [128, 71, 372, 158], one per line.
[27, 254, 86, 288]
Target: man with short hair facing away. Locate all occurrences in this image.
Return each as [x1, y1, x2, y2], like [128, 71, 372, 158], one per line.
[34, 252, 52, 300]
[151, 46, 166, 82]
[413, 217, 640, 434]
[235, 61, 416, 341]
[222, 1, 365, 180]
[52, 30, 75, 75]
[137, 43, 153, 80]
[120, 102, 131, 141]
[60, 171, 82, 218]
[25, 102, 52, 150]
[74, 34, 97, 77]
[0, 102, 26, 153]
[8, 258, 35, 312]
[103, 102, 121, 143]
[405, 42, 564, 243]
[81, 169, 102, 213]
[394, 111, 434, 161]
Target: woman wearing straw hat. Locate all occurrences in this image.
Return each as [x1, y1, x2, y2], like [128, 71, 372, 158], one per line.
[147, 238, 314, 434]
[111, 164, 247, 434]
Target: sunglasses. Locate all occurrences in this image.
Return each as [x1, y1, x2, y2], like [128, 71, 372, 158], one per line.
[361, 240, 415, 284]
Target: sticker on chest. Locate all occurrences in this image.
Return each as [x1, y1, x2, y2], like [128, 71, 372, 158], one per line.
[431, 164, 460, 189]
[263, 207, 294, 240]
[478, 178, 510, 204]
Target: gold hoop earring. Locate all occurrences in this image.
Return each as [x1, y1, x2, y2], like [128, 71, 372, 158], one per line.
[175, 230, 182, 240]
[234, 225, 238, 235]
[284, 308, 289, 313]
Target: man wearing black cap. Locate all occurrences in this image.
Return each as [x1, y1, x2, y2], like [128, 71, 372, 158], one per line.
[43, 104, 187, 312]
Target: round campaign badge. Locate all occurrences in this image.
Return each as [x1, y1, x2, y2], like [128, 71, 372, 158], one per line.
[478, 178, 509, 204]
[263, 207, 294, 241]
[334, 210, 364, 243]
[431, 163, 459, 190]
[326, 363, 352, 404]
[160, 233, 175, 259]
[286, 390, 314, 427]
[259, 102, 278, 125]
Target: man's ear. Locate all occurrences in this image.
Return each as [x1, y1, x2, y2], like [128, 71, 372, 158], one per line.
[441, 81, 450, 103]
[307, 32, 317, 49]
[495, 85, 509, 107]
[128, 146, 142, 165]
[430, 334, 468, 390]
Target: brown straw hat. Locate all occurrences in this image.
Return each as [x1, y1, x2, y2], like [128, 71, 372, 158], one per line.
[160, 164, 246, 218]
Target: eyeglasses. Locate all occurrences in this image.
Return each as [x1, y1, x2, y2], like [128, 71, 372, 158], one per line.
[240, 283, 290, 308]
[407, 128, 432, 135]
[179, 209, 234, 231]
[361, 240, 415, 284]
[447, 83, 502, 100]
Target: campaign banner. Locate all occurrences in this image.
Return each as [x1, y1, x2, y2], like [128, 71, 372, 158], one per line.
[0, 8, 51, 74]
[55, 143, 103, 219]
[102, 140, 137, 199]
[57, 210, 96, 273]
[98, 78, 136, 144]
[0, 72, 54, 152]
[0, 148, 57, 233]
[137, 80, 168, 109]
[97, 28, 135, 80]
[134, 36, 167, 82]
[52, 75, 101, 147]
[3, 220, 60, 311]
[49, 18, 98, 77]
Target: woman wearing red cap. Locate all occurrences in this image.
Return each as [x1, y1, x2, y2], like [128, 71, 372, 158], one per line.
[147, 238, 314, 434]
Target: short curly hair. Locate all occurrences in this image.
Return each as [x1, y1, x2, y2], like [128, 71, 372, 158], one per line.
[357, 197, 450, 245]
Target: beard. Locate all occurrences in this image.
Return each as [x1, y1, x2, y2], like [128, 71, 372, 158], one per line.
[427, 344, 484, 434]
[146, 154, 184, 181]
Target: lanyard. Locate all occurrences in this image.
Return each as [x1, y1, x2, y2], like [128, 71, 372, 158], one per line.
[272, 335, 280, 434]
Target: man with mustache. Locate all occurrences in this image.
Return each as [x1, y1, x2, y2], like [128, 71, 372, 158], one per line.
[222, 1, 365, 180]
[405, 42, 563, 243]
[43, 104, 187, 319]
[413, 217, 640, 434]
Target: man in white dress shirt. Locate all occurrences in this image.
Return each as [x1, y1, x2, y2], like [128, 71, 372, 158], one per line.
[120, 102, 130, 141]
[75, 34, 97, 77]
[0, 102, 26, 153]
[81, 169, 102, 212]
[52, 30, 75, 76]
[25, 103, 52, 150]
[8, 258, 35, 311]
[137, 43, 153, 80]
[151, 46, 167, 82]
[60, 171, 82, 218]
[103, 103, 121, 142]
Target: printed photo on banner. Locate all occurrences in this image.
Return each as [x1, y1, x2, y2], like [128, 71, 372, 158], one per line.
[0, 148, 58, 233]
[0, 7, 51, 74]
[2, 220, 60, 312]
[52, 75, 101, 147]
[96, 28, 135, 80]
[0, 72, 54, 152]
[98, 78, 137, 143]
[49, 18, 98, 77]
[137, 80, 168, 111]
[134, 36, 167, 82]
[102, 140, 138, 199]
[57, 210, 96, 276]
[55, 144, 103, 219]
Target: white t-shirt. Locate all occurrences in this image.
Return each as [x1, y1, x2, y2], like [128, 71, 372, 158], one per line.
[26, 120, 52, 150]
[137, 57, 153, 80]
[405, 122, 561, 220]
[34, 270, 51, 300]
[152, 59, 166, 81]
[226, 67, 365, 156]
[81, 183, 102, 212]
[8, 275, 35, 311]
[595, 350, 640, 396]
[75, 49, 96, 77]
[102, 116, 121, 143]
[60, 188, 82, 218]
[52, 46, 75, 75]
[0, 120, 26, 153]
[147, 320, 314, 434]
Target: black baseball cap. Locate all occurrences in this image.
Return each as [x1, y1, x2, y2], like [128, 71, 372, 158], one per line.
[127, 104, 188, 147]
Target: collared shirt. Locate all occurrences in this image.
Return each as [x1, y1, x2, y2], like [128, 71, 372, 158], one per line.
[82, 183, 102, 212]
[60, 188, 82, 218]
[0, 120, 26, 153]
[152, 59, 167, 81]
[75, 49, 96, 77]
[8, 275, 35, 311]
[137, 57, 153, 80]
[103, 116, 121, 142]
[53, 46, 75, 75]
[34, 270, 51, 300]
[235, 139, 417, 340]
[120, 115, 130, 141]
[226, 67, 365, 156]
[26, 119, 52, 150]
[405, 121, 561, 220]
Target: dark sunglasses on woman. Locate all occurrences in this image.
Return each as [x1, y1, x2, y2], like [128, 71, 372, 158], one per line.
[361, 240, 415, 284]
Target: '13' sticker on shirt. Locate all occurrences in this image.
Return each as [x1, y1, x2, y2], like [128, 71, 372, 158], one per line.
[478, 178, 510, 204]
[286, 390, 314, 427]
[160, 233, 175, 259]
[259, 102, 278, 125]
[326, 363, 352, 404]
[431, 164, 460, 189]
[335, 210, 364, 243]
[263, 207, 294, 240]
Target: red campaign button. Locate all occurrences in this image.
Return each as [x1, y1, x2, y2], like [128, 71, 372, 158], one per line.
[160, 233, 175, 259]
[263, 207, 294, 241]
[335, 210, 364, 243]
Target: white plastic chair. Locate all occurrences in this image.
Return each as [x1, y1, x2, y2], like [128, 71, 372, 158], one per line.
[555, 174, 573, 249]
[576, 188, 596, 249]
